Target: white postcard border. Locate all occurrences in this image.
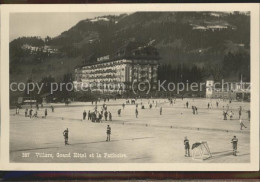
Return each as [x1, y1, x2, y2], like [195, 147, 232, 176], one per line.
[0, 3, 259, 171]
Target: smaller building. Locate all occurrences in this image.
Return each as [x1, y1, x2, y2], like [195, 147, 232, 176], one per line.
[206, 79, 250, 101]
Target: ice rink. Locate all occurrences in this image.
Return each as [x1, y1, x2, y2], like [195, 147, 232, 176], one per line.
[10, 98, 250, 163]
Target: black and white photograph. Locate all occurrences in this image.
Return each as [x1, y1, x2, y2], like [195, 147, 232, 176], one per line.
[0, 4, 259, 171]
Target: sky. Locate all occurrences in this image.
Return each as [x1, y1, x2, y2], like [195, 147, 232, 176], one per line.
[10, 12, 123, 41]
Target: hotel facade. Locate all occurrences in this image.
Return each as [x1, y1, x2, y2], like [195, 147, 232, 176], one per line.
[74, 42, 160, 93]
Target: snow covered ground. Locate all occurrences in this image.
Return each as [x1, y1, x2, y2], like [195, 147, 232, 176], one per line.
[10, 98, 250, 163]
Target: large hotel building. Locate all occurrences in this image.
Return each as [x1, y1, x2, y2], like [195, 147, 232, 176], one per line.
[74, 42, 160, 93]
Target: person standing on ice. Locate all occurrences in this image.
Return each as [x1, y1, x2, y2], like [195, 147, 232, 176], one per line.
[83, 110, 87, 120]
[106, 125, 111, 141]
[109, 112, 112, 121]
[135, 108, 138, 118]
[51, 105, 54, 112]
[63, 128, 69, 145]
[104, 110, 108, 121]
[88, 110, 91, 120]
[231, 136, 238, 156]
[160, 107, 162, 115]
[118, 109, 121, 117]
[44, 109, 48, 119]
[184, 136, 190, 157]
[238, 108, 242, 119]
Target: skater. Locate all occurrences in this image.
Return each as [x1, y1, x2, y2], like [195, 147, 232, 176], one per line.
[247, 110, 250, 121]
[231, 136, 238, 156]
[25, 108, 28, 117]
[51, 105, 54, 112]
[135, 108, 138, 118]
[186, 101, 189, 108]
[223, 110, 228, 120]
[63, 128, 69, 145]
[192, 106, 195, 115]
[29, 109, 33, 118]
[207, 103, 210, 109]
[122, 103, 125, 110]
[44, 109, 47, 118]
[98, 112, 103, 122]
[238, 109, 242, 119]
[229, 111, 233, 120]
[16, 107, 19, 114]
[104, 110, 108, 121]
[195, 106, 198, 114]
[33, 110, 38, 118]
[83, 110, 87, 120]
[160, 107, 162, 115]
[106, 125, 111, 141]
[92, 112, 96, 123]
[109, 112, 112, 121]
[118, 109, 121, 117]
[216, 101, 219, 108]
[240, 119, 247, 130]
[184, 136, 190, 157]
[88, 110, 91, 120]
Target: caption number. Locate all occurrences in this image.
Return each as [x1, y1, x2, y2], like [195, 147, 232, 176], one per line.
[22, 152, 30, 158]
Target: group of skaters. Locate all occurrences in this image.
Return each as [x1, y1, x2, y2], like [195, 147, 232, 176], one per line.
[83, 104, 112, 123]
[222, 105, 249, 130]
[15, 104, 54, 119]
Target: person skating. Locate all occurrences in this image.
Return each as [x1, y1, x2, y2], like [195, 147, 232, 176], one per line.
[195, 106, 198, 114]
[98, 112, 103, 122]
[229, 111, 233, 120]
[83, 110, 87, 120]
[44, 109, 48, 119]
[223, 110, 228, 120]
[106, 125, 111, 141]
[118, 109, 121, 117]
[247, 110, 250, 121]
[186, 101, 189, 108]
[122, 103, 125, 110]
[184, 136, 190, 157]
[160, 107, 162, 115]
[29, 109, 33, 118]
[192, 106, 195, 115]
[51, 105, 54, 112]
[88, 110, 91, 120]
[33, 110, 38, 118]
[109, 112, 112, 121]
[104, 110, 108, 121]
[135, 108, 138, 118]
[240, 119, 247, 130]
[25, 108, 28, 117]
[16, 106, 19, 114]
[238, 109, 242, 119]
[231, 136, 238, 156]
[63, 128, 69, 145]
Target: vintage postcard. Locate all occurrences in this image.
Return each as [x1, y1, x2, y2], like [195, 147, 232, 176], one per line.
[0, 4, 259, 171]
